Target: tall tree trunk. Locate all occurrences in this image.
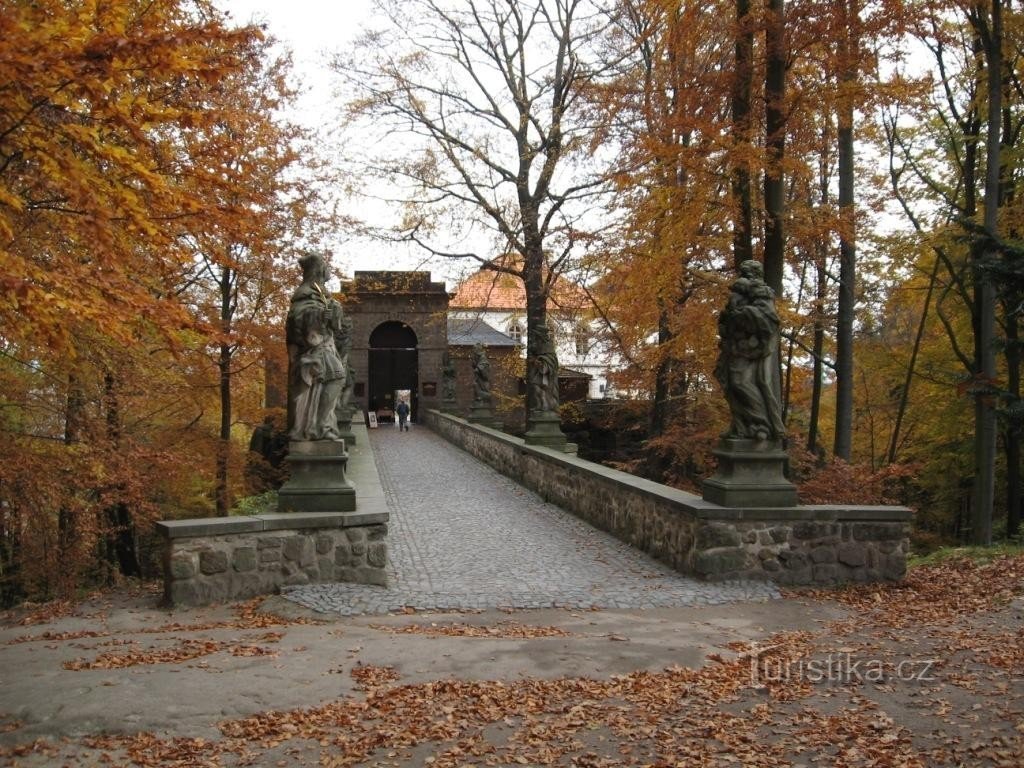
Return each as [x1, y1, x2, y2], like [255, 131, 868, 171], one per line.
[731, 0, 754, 268]
[60, 374, 86, 560]
[650, 307, 673, 436]
[887, 256, 942, 464]
[783, 257, 808, 421]
[833, 0, 858, 462]
[1005, 305, 1021, 537]
[217, 264, 233, 517]
[971, 0, 1002, 545]
[523, 234, 549, 416]
[808, 123, 831, 456]
[102, 374, 141, 578]
[1000, 65, 1020, 539]
[808, 251, 827, 456]
[763, 0, 786, 295]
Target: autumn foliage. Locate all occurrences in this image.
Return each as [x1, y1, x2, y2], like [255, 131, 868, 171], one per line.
[0, 1, 329, 604]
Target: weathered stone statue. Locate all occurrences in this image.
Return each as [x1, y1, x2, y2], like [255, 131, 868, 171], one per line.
[703, 259, 796, 507]
[714, 259, 785, 442]
[334, 315, 357, 444]
[286, 252, 347, 442]
[279, 252, 356, 514]
[523, 322, 571, 451]
[471, 343, 491, 405]
[528, 323, 559, 414]
[441, 350, 457, 405]
[468, 343, 496, 426]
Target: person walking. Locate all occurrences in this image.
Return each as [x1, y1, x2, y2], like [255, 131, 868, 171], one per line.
[396, 399, 410, 432]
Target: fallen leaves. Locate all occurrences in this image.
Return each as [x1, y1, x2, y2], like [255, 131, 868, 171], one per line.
[62, 635, 281, 670]
[350, 663, 402, 691]
[792, 554, 1024, 629]
[370, 621, 572, 639]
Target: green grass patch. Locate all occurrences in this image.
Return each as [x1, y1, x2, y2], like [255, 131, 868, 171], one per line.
[230, 490, 278, 517]
[908, 541, 1024, 569]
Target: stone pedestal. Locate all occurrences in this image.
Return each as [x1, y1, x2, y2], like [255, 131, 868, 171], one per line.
[441, 397, 457, 414]
[702, 438, 797, 507]
[336, 404, 357, 445]
[524, 411, 576, 454]
[278, 440, 356, 513]
[467, 400, 495, 426]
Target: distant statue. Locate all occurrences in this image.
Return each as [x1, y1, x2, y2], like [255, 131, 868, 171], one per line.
[334, 315, 355, 416]
[714, 259, 785, 442]
[528, 323, 559, 414]
[286, 252, 347, 441]
[471, 343, 491, 405]
[442, 350, 457, 401]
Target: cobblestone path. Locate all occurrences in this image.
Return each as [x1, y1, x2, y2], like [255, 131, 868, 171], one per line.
[283, 425, 778, 615]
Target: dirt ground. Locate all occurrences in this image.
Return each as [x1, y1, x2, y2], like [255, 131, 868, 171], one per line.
[0, 554, 1021, 767]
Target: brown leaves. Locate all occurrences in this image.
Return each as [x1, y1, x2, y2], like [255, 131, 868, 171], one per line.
[370, 621, 572, 639]
[350, 663, 402, 691]
[794, 552, 1024, 629]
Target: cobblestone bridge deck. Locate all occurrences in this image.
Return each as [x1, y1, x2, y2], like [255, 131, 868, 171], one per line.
[283, 425, 778, 615]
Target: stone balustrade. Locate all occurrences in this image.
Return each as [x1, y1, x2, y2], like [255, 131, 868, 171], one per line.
[424, 410, 911, 585]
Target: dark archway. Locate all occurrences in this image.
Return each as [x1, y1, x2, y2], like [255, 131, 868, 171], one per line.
[368, 321, 418, 419]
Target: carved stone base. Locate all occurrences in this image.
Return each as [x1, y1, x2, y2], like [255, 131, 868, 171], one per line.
[335, 405, 356, 445]
[524, 411, 576, 454]
[467, 402, 497, 427]
[278, 440, 356, 513]
[702, 437, 797, 507]
[441, 397, 458, 414]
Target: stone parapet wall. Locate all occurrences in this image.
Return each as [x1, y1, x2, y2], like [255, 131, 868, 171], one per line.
[424, 410, 912, 586]
[692, 520, 907, 585]
[158, 514, 388, 606]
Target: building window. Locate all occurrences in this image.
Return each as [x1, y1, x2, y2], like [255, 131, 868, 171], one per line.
[506, 321, 523, 345]
[574, 325, 589, 356]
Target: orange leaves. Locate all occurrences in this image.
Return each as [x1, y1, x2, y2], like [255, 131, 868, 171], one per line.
[350, 663, 402, 692]
[369, 621, 573, 639]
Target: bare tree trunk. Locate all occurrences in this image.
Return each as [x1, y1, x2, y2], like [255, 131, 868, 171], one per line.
[763, 0, 786, 295]
[971, 0, 1002, 545]
[731, 0, 754, 268]
[217, 264, 233, 517]
[887, 256, 941, 464]
[833, 0, 858, 462]
[808, 253, 827, 456]
[650, 308, 672, 436]
[103, 374, 141, 578]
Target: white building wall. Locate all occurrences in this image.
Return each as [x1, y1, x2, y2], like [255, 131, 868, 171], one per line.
[448, 308, 622, 399]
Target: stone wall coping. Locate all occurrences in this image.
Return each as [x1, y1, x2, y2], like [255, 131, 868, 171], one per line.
[156, 510, 389, 540]
[427, 410, 913, 524]
[157, 423, 390, 540]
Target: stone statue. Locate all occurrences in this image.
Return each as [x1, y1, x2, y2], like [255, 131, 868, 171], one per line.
[442, 350, 457, 402]
[286, 252, 347, 441]
[714, 259, 785, 442]
[528, 323, 559, 414]
[334, 315, 355, 416]
[471, 343, 491, 405]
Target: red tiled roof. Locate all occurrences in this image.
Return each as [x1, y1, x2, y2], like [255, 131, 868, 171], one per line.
[450, 258, 587, 312]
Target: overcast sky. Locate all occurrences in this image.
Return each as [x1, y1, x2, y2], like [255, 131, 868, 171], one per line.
[217, 0, 466, 285]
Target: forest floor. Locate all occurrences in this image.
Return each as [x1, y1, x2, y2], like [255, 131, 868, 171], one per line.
[0, 553, 1021, 768]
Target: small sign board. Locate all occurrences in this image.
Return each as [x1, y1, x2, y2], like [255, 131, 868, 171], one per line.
[367, 412, 379, 429]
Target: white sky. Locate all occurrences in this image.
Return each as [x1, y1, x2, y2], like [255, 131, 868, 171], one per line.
[218, 0, 468, 287]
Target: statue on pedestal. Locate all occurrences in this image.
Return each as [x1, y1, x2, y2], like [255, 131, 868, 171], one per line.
[714, 259, 785, 442]
[703, 260, 796, 507]
[441, 350, 457, 403]
[528, 323, 559, 414]
[286, 252, 347, 442]
[471, 343, 491, 405]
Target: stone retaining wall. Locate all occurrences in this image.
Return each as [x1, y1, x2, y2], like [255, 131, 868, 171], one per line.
[425, 410, 911, 585]
[157, 513, 388, 606]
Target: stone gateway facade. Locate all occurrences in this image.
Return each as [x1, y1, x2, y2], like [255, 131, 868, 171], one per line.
[341, 272, 449, 421]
